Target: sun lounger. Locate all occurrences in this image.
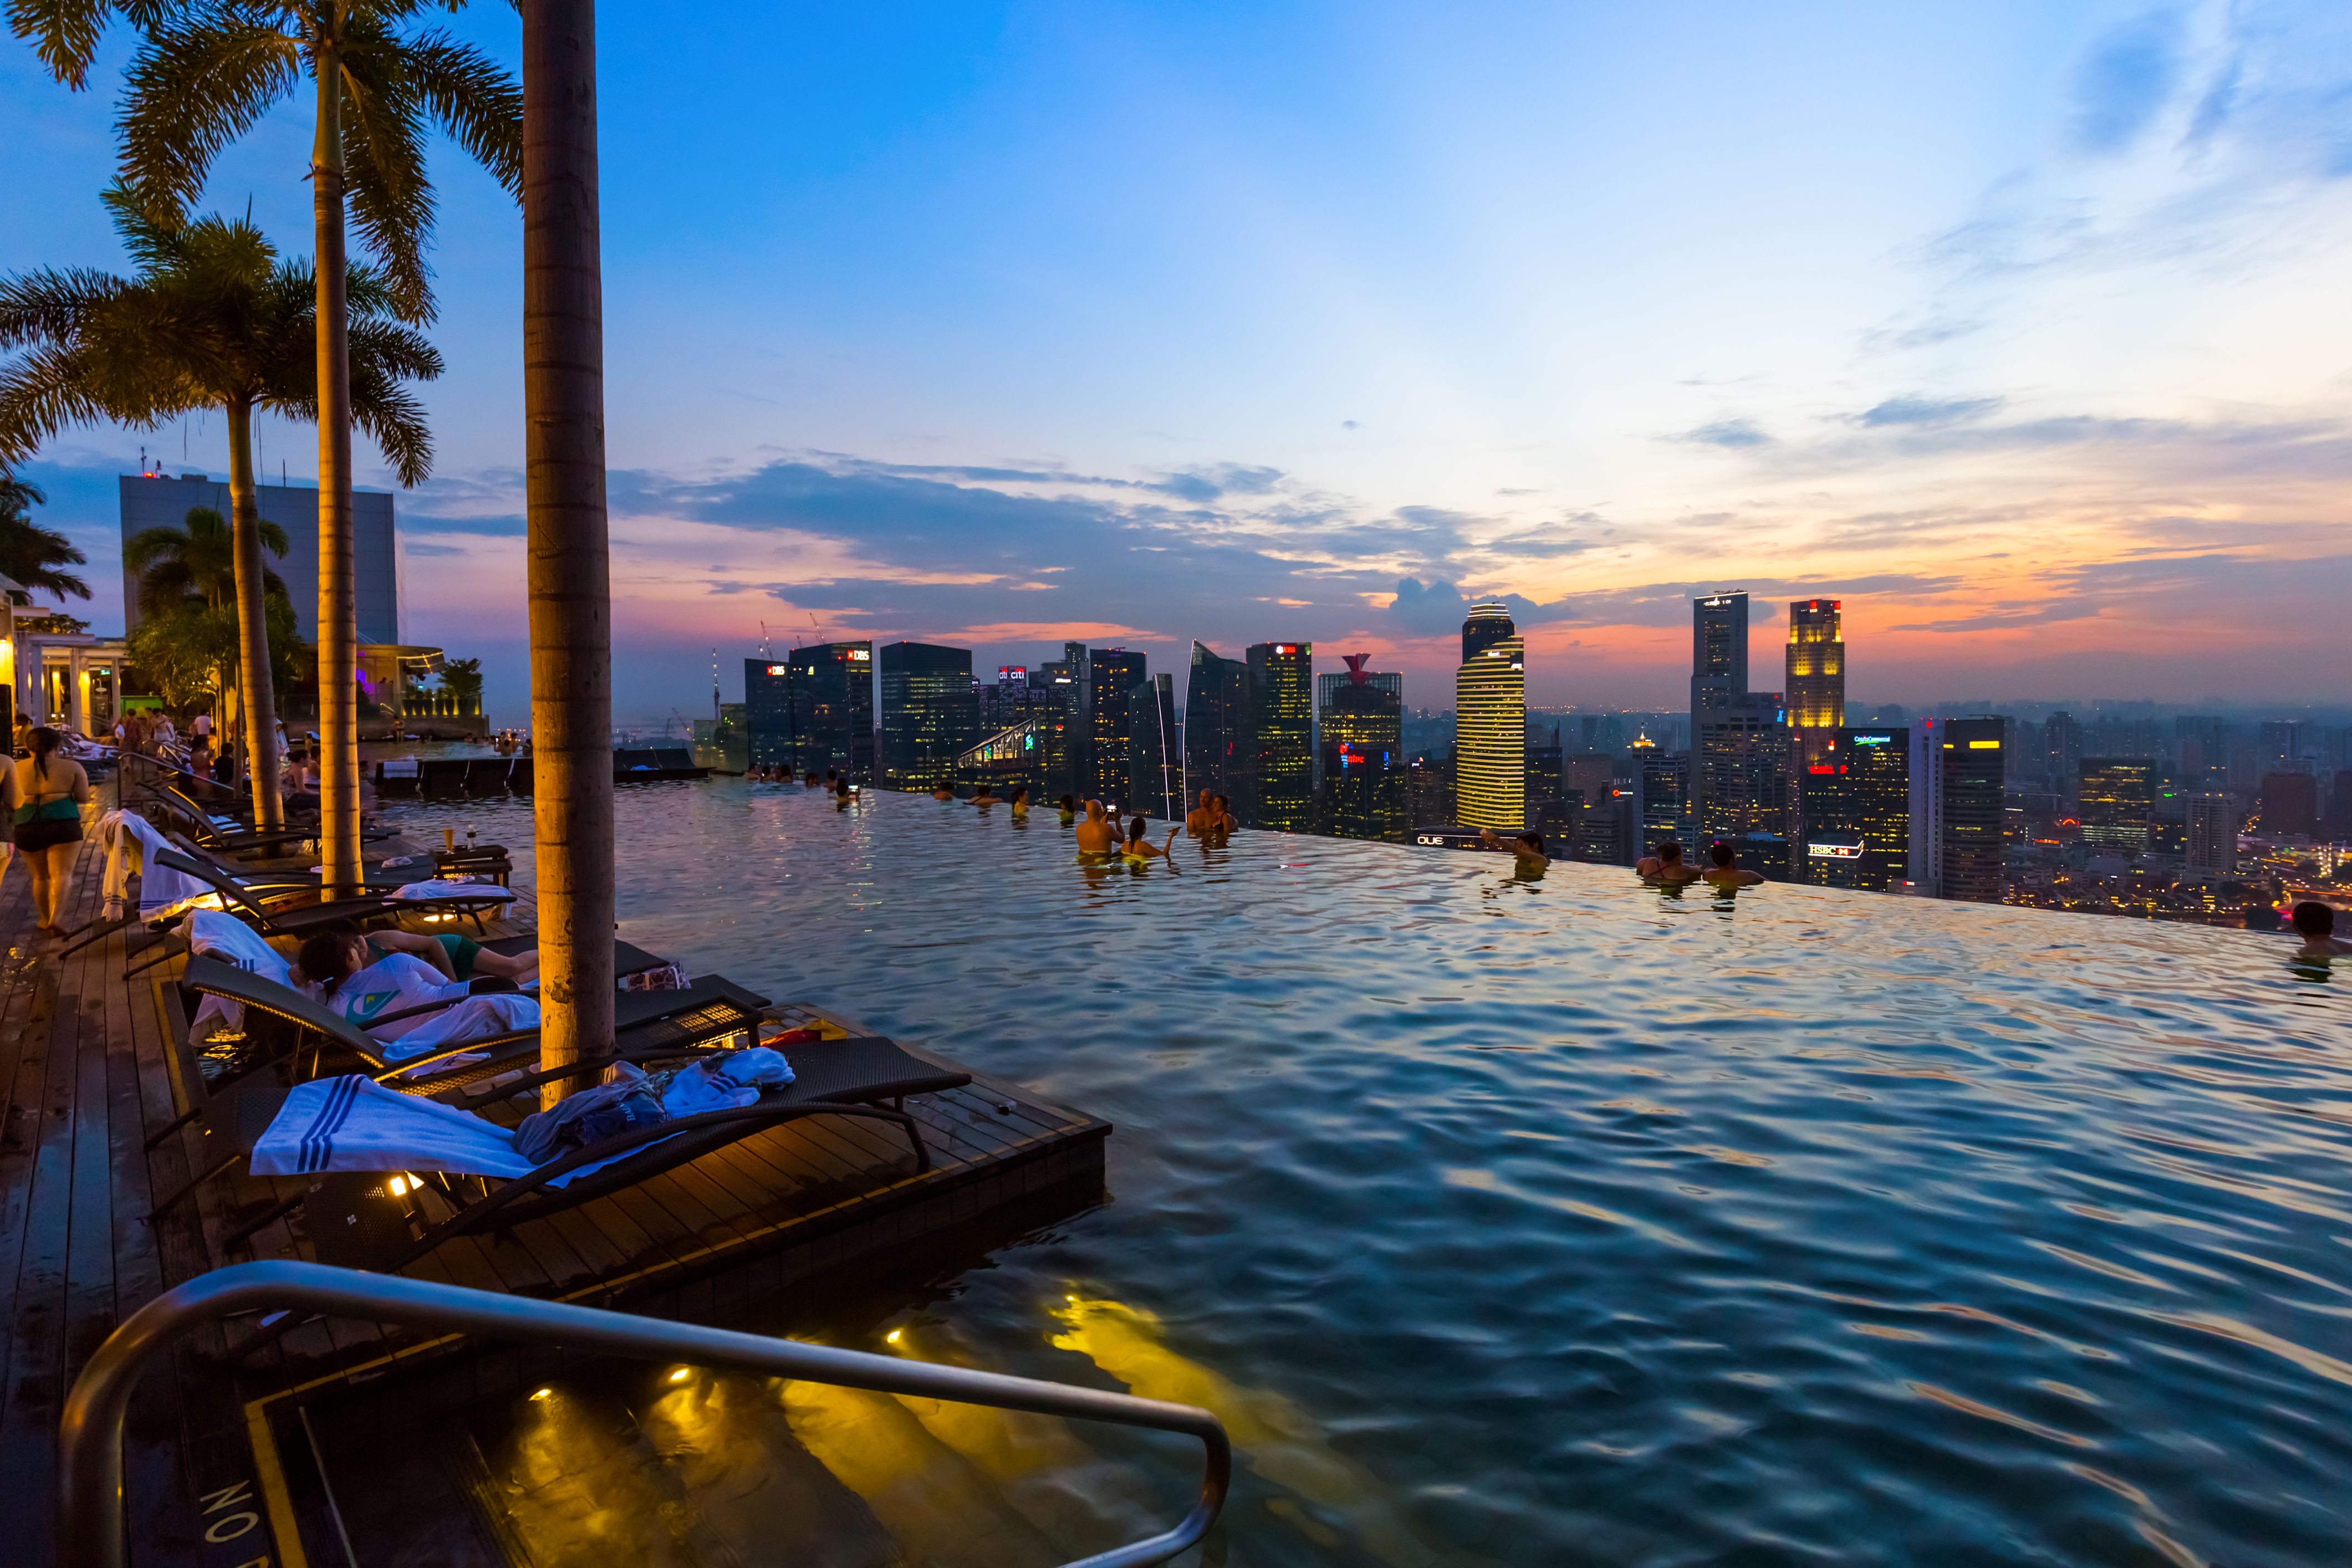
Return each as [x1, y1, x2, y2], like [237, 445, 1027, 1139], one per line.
[147, 847, 513, 942]
[217, 1034, 968, 1284]
[155, 956, 774, 1230]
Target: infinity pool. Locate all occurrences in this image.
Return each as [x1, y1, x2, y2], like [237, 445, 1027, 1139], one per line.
[377, 777, 2352, 1567]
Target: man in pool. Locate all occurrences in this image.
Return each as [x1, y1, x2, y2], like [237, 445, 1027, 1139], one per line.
[1703, 841, 1766, 888]
[970, 783, 1000, 806]
[1478, 826, 1549, 875]
[2290, 901, 2351, 958]
[1185, 789, 1215, 835]
[1074, 799, 1119, 855]
[933, 782, 956, 800]
[1635, 840, 1702, 885]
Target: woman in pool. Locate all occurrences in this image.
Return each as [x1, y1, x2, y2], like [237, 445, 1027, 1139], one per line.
[1477, 826, 1549, 877]
[1208, 794, 1239, 836]
[1058, 794, 1078, 826]
[1009, 785, 1029, 820]
[1121, 815, 1181, 865]
[970, 783, 999, 806]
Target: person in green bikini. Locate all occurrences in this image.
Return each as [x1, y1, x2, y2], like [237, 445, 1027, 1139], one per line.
[1121, 814, 1180, 865]
[363, 926, 539, 985]
[14, 727, 88, 934]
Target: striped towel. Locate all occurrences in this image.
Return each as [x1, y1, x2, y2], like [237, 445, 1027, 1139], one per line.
[251, 1074, 690, 1189]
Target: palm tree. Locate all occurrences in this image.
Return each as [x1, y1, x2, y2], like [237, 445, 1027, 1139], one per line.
[12, 0, 522, 886]
[126, 505, 288, 616]
[0, 193, 442, 826]
[522, 0, 616, 1094]
[0, 477, 94, 606]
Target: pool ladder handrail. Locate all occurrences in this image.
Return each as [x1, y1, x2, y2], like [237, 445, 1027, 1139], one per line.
[60, 1259, 1231, 1568]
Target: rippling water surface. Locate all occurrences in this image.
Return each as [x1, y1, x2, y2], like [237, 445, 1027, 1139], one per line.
[382, 779, 2352, 1567]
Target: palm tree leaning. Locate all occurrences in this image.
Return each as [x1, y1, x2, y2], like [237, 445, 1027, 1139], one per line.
[0, 193, 442, 826]
[0, 478, 95, 607]
[11, 0, 520, 886]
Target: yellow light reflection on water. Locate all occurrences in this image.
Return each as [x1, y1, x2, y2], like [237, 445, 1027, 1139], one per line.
[1049, 1293, 1440, 1567]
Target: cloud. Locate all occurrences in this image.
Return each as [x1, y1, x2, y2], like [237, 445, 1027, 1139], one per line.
[1854, 395, 2004, 428]
[1149, 463, 1284, 503]
[1386, 576, 1582, 637]
[1676, 418, 1773, 450]
[404, 542, 466, 557]
[2069, 12, 2185, 155]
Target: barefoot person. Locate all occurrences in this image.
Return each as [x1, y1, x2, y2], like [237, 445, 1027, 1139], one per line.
[1478, 826, 1549, 876]
[366, 926, 539, 987]
[13, 727, 88, 934]
[1635, 840, 1703, 885]
[1704, 841, 1766, 889]
[1074, 799, 1119, 856]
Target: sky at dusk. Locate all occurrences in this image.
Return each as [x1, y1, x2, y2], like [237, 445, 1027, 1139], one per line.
[6, 1, 2352, 726]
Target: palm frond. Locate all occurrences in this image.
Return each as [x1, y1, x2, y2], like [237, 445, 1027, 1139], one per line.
[400, 29, 522, 198]
[346, 361, 432, 486]
[349, 314, 442, 384]
[118, 14, 300, 226]
[6, 0, 115, 89]
[0, 474, 48, 514]
[0, 343, 155, 470]
[339, 29, 438, 321]
[124, 521, 194, 571]
[0, 266, 127, 349]
[256, 516, 290, 556]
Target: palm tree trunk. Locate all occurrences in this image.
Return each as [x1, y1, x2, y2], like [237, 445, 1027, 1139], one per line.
[523, 0, 616, 1102]
[223, 399, 283, 827]
[312, 43, 361, 892]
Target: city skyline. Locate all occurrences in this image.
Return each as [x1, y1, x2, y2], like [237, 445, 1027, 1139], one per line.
[9, 3, 2352, 723]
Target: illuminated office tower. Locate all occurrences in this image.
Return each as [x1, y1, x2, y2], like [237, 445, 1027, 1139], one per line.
[877, 640, 977, 788]
[2186, 792, 2236, 875]
[1455, 602, 1526, 830]
[1246, 641, 1315, 830]
[1798, 728, 1909, 891]
[744, 658, 792, 770]
[1184, 641, 1252, 819]
[2043, 711, 2082, 788]
[782, 640, 874, 781]
[1688, 591, 1750, 834]
[1637, 748, 1690, 851]
[1085, 647, 1145, 805]
[1126, 673, 1180, 820]
[1318, 655, 1406, 841]
[1933, 716, 2006, 901]
[2079, 758, 2157, 853]
[1784, 600, 1844, 731]
[1695, 693, 1788, 851]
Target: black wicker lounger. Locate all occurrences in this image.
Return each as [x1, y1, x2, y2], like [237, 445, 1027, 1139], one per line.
[150, 847, 512, 940]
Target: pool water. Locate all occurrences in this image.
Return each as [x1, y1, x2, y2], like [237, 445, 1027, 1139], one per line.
[377, 779, 2352, 1567]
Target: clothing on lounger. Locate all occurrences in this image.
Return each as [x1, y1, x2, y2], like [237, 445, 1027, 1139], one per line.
[376, 992, 541, 1065]
[325, 952, 472, 1040]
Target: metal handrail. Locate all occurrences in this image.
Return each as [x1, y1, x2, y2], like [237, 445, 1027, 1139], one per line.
[60, 1260, 1231, 1568]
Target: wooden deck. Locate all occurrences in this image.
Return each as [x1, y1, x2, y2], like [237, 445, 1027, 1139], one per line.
[0, 797, 1111, 1567]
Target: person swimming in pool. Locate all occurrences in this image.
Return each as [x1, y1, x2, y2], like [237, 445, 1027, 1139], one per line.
[1074, 799, 1121, 855]
[933, 782, 957, 801]
[1058, 793, 1078, 826]
[2290, 901, 2351, 958]
[1703, 841, 1766, 888]
[1122, 815, 1180, 865]
[1635, 840, 1703, 885]
[1208, 794, 1239, 835]
[1009, 785, 1029, 820]
[1185, 788, 1215, 835]
[971, 783, 1000, 806]
[1478, 826, 1549, 876]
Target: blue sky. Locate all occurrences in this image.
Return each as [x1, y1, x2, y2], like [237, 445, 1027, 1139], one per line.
[7, 1, 2352, 725]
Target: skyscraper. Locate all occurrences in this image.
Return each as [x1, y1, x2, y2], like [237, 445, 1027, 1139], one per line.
[1318, 654, 1406, 841]
[2043, 711, 2082, 788]
[1246, 641, 1314, 830]
[1184, 641, 1252, 819]
[744, 658, 792, 769]
[1086, 647, 1145, 805]
[2079, 758, 2157, 853]
[782, 640, 874, 780]
[1455, 604, 1525, 830]
[1798, 728, 1909, 891]
[1636, 748, 1690, 852]
[877, 641, 977, 788]
[2260, 771, 2320, 840]
[1936, 716, 2007, 901]
[122, 471, 400, 642]
[2186, 792, 2236, 875]
[1784, 599, 1844, 731]
[1688, 591, 1750, 835]
[1695, 693, 1788, 852]
[1127, 673, 1181, 819]
[1907, 721, 1946, 894]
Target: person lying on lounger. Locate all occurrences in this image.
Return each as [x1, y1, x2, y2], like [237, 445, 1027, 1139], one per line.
[295, 921, 534, 1052]
[365, 927, 538, 987]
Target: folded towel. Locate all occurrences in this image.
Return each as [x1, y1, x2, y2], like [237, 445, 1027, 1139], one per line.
[387, 878, 517, 904]
[254, 1074, 681, 1188]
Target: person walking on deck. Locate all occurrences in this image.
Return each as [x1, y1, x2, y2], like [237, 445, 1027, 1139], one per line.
[13, 727, 87, 934]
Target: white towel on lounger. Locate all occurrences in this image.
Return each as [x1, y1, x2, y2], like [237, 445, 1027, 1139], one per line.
[377, 992, 542, 1064]
[252, 1074, 679, 1187]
